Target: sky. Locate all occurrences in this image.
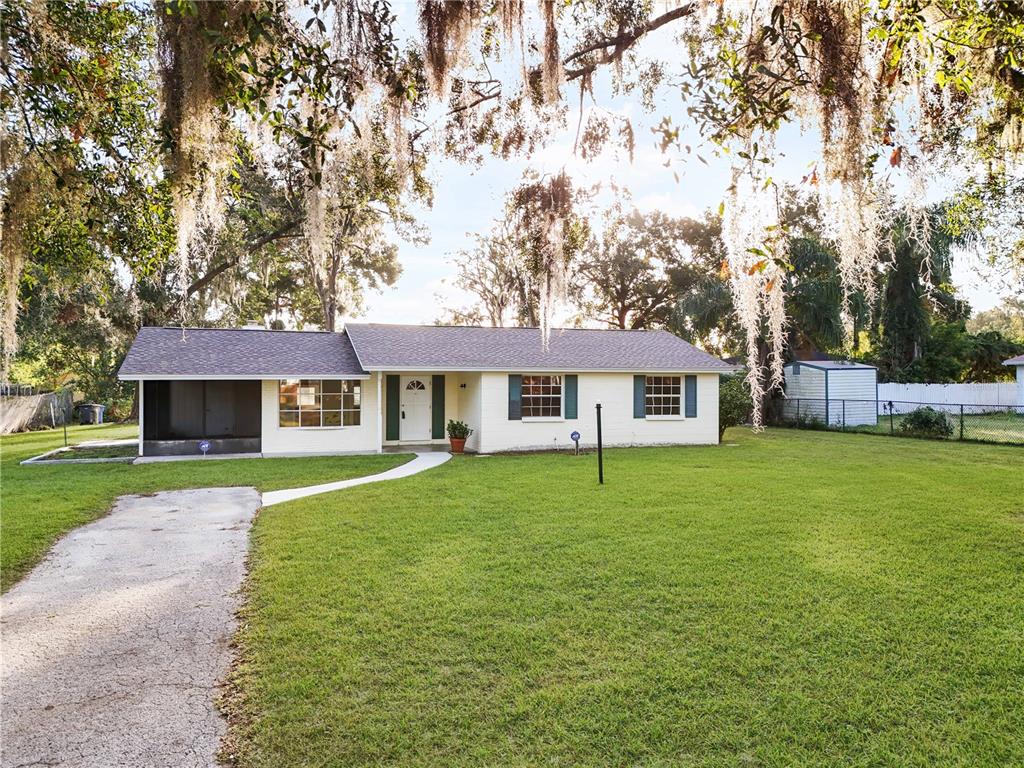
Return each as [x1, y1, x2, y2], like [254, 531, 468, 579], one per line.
[343, 3, 1014, 328]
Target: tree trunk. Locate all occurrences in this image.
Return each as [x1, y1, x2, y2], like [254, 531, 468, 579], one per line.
[615, 305, 628, 329]
[322, 300, 336, 331]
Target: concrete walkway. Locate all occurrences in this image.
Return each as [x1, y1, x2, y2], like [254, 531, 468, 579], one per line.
[262, 450, 452, 507]
[1, 487, 260, 768]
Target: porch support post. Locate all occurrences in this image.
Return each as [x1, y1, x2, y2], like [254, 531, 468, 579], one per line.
[137, 381, 144, 457]
[376, 372, 383, 454]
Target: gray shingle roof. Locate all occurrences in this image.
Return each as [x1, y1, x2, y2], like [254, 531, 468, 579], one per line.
[118, 327, 367, 378]
[786, 359, 877, 370]
[1004, 353, 1024, 366]
[345, 323, 735, 372]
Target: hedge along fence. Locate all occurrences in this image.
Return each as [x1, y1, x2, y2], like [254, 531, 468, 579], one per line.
[0, 388, 73, 434]
[877, 383, 1019, 411]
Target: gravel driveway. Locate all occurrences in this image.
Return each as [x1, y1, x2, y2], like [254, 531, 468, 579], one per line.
[1, 487, 260, 768]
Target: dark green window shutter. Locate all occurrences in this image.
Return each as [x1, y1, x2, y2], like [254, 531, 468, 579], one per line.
[684, 375, 697, 418]
[564, 375, 578, 419]
[385, 375, 400, 440]
[431, 375, 445, 439]
[633, 375, 646, 418]
[508, 374, 522, 420]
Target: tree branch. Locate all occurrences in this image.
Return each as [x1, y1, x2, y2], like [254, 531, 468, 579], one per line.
[410, 4, 697, 142]
[563, 4, 697, 76]
[184, 218, 304, 298]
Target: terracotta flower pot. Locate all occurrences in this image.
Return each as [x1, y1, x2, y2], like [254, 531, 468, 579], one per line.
[449, 437, 467, 454]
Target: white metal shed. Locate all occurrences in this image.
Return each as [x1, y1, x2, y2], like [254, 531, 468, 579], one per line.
[783, 360, 878, 427]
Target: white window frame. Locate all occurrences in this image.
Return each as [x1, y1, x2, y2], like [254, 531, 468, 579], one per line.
[645, 375, 684, 420]
[278, 378, 362, 429]
[521, 373, 564, 422]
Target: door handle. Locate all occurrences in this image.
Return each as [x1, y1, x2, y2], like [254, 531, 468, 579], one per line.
[402, 410, 406, 419]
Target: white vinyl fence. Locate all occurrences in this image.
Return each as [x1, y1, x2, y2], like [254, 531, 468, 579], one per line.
[876, 383, 1017, 414]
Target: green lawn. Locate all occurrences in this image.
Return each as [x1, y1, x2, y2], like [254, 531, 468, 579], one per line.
[43, 442, 140, 460]
[0, 424, 410, 591]
[228, 429, 1024, 767]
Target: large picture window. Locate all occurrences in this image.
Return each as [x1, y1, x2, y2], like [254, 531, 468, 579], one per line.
[279, 379, 361, 428]
[521, 375, 562, 418]
[645, 375, 681, 416]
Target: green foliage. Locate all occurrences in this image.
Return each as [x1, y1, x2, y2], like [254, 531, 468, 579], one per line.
[577, 206, 696, 329]
[443, 177, 589, 328]
[199, 1, 423, 181]
[968, 297, 1024, 342]
[878, 320, 1023, 384]
[671, 192, 864, 364]
[946, 173, 1024, 273]
[898, 406, 954, 440]
[959, 327, 1023, 382]
[668, 213, 743, 356]
[446, 419, 473, 439]
[2, 0, 173, 275]
[718, 374, 751, 439]
[2, 0, 175, 394]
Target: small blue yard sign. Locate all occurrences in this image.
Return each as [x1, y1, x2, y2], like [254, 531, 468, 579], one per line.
[199, 440, 211, 456]
[570, 430, 581, 442]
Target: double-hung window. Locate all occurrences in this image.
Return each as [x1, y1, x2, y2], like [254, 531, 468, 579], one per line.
[645, 375, 681, 416]
[279, 379, 361, 427]
[521, 375, 562, 418]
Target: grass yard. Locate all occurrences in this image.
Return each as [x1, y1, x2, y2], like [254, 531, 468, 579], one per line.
[42, 442, 140, 460]
[229, 429, 1024, 767]
[0, 424, 410, 591]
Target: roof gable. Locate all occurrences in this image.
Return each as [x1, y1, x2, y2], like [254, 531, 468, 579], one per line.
[345, 323, 735, 372]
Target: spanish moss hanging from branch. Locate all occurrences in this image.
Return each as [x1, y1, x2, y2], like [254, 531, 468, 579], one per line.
[721, 151, 790, 429]
[510, 171, 574, 345]
[420, 0, 481, 97]
[156, 1, 246, 296]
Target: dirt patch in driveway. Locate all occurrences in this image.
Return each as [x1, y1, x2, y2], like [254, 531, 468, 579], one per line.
[1, 487, 260, 768]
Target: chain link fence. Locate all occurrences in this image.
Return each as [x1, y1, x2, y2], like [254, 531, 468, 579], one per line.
[766, 397, 1024, 446]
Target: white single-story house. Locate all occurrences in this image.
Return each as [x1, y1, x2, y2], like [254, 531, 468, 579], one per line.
[782, 359, 878, 427]
[1006, 353, 1024, 407]
[117, 323, 736, 456]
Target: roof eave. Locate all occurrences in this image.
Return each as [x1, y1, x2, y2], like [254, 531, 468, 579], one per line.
[359, 365, 736, 374]
[118, 372, 371, 381]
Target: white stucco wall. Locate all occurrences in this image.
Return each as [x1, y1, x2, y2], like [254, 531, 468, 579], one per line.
[456, 373, 483, 452]
[474, 372, 719, 453]
[260, 375, 380, 455]
[259, 371, 721, 454]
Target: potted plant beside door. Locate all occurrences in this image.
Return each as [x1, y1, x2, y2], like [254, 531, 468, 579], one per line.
[446, 419, 473, 454]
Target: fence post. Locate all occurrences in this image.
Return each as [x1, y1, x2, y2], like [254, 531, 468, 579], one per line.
[959, 404, 964, 441]
[796, 398, 801, 428]
[889, 404, 894, 434]
[842, 400, 846, 431]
